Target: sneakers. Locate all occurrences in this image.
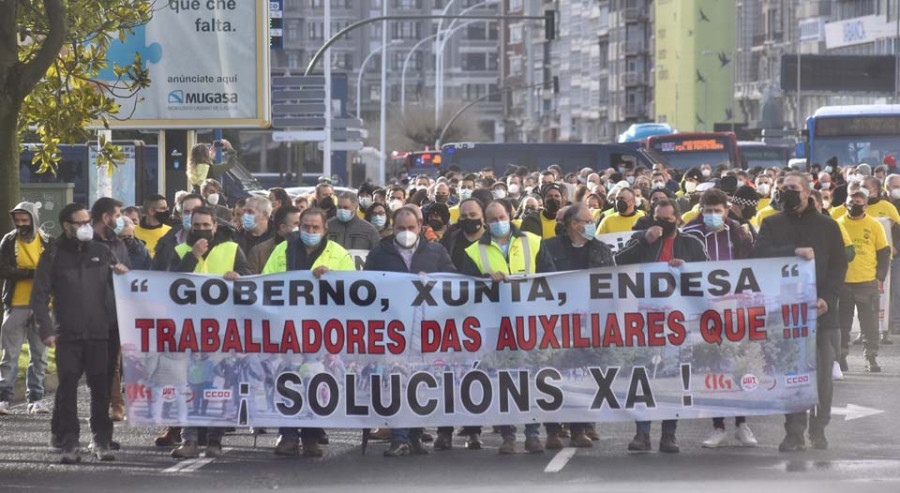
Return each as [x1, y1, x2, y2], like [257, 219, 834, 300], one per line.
[301, 438, 324, 458]
[27, 401, 50, 414]
[659, 433, 680, 453]
[627, 432, 651, 453]
[702, 428, 729, 448]
[60, 447, 81, 464]
[433, 431, 453, 450]
[778, 434, 806, 452]
[155, 427, 182, 447]
[409, 437, 429, 455]
[866, 356, 882, 373]
[205, 440, 224, 458]
[464, 433, 481, 450]
[545, 433, 564, 450]
[420, 431, 434, 443]
[524, 436, 544, 454]
[832, 361, 844, 380]
[171, 440, 199, 459]
[498, 436, 517, 455]
[383, 442, 410, 457]
[273, 437, 300, 456]
[0, 401, 10, 415]
[735, 423, 758, 447]
[89, 442, 116, 461]
[570, 432, 593, 448]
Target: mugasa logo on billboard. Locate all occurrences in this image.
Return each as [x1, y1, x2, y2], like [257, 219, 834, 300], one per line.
[168, 90, 239, 105]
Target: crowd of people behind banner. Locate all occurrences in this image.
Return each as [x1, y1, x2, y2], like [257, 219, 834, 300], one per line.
[4, 140, 900, 464]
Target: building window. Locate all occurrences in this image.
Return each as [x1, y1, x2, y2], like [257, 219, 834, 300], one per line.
[393, 0, 422, 8]
[286, 21, 299, 42]
[510, 0, 523, 12]
[308, 21, 324, 40]
[509, 24, 523, 44]
[392, 21, 421, 39]
[462, 53, 486, 70]
[288, 52, 300, 69]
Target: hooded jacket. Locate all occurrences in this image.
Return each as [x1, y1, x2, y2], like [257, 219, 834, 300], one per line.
[1, 202, 52, 310]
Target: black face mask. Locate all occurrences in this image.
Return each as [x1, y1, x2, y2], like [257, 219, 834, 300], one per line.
[616, 199, 629, 214]
[187, 229, 213, 246]
[16, 225, 33, 237]
[155, 209, 171, 223]
[434, 195, 449, 204]
[319, 198, 335, 210]
[427, 219, 445, 231]
[458, 218, 482, 235]
[741, 206, 757, 220]
[778, 189, 802, 211]
[123, 237, 139, 250]
[848, 204, 866, 217]
[544, 198, 561, 215]
[655, 219, 677, 237]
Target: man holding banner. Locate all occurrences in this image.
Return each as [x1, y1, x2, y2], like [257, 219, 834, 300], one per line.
[263, 208, 354, 458]
[753, 172, 848, 452]
[615, 199, 708, 454]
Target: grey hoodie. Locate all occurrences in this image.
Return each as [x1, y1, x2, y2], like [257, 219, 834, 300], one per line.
[0, 202, 52, 309]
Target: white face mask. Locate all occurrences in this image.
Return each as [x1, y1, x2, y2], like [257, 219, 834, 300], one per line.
[701, 169, 712, 178]
[389, 199, 403, 211]
[891, 188, 900, 200]
[492, 189, 508, 199]
[206, 193, 220, 206]
[76, 224, 94, 242]
[685, 181, 698, 193]
[508, 184, 520, 195]
[395, 230, 418, 249]
[757, 183, 770, 196]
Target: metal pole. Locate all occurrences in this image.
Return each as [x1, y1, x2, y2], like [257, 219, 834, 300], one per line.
[402, 21, 477, 116]
[379, 1, 388, 185]
[795, 0, 801, 136]
[323, 0, 332, 179]
[359, 40, 402, 119]
[435, 0, 458, 125]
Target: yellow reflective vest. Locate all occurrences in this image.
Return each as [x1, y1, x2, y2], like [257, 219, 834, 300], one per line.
[262, 239, 355, 274]
[464, 231, 541, 275]
[175, 241, 238, 275]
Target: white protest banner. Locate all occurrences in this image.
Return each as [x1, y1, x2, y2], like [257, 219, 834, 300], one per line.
[347, 249, 370, 271]
[96, 0, 270, 128]
[595, 231, 637, 253]
[115, 258, 818, 428]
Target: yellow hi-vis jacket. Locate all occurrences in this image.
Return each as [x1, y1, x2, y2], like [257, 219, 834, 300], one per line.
[464, 229, 541, 275]
[262, 238, 355, 274]
[175, 241, 238, 275]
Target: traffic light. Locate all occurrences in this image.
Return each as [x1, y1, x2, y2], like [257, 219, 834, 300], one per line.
[544, 10, 556, 40]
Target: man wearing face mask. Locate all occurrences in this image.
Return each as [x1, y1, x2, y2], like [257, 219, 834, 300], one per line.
[449, 174, 477, 224]
[753, 172, 848, 452]
[0, 201, 52, 416]
[506, 175, 523, 201]
[421, 202, 450, 242]
[117, 217, 152, 270]
[816, 172, 833, 192]
[363, 206, 455, 457]
[31, 203, 129, 464]
[461, 201, 544, 455]
[201, 179, 232, 223]
[134, 195, 171, 259]
[536, 203, 614, 450]
[357, 183, 377, 219]
[520, 183, 565, 239]
[616, 200, 708, 454]
[262, 208, 354, 458]
[729, 185, 761, 238]
[752, 176, 785, 228]
[491, 182, 509, 201]
[598, 187, 645, 234]
[441, 199, 487, 273]
[237, 197, 274, 254]
[168, 206, 249, 460]
[326, 192, 381, 250]
[248, 206, 302, 274]
[836, 191, 890, 373]
[314, 183, 337, 219]
[151, 194, 207, 274]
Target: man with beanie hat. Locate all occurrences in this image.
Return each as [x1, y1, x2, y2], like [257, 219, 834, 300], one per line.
[520, 183, 565, 239]
[0, 202, 52, 415]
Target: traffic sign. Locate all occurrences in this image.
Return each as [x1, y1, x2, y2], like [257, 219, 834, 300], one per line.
[273, 131, 326, 142]
[318, 141, 364, 151]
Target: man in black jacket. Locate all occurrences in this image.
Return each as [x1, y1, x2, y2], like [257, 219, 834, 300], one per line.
[31, 203, 129, 464]
[364, 206, 456, 457]
[753, 172, 848, 452]
[615, 199, 708, 454]
[536, 203, 614, 449]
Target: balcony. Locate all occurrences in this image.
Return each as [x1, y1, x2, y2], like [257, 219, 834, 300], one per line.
[622, 71, 647, 86]
[623, 40, 647, 56]
[623, 7, 648, 23]
[624, 103, 647, 118]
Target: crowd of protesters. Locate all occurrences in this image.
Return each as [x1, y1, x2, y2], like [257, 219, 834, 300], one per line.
[3, 140, 898, 463]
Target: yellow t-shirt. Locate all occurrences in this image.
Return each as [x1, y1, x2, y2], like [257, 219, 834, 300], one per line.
[449, 206, 460, 225]
[832, 201, 900, 224]
[757, 197, 771, 212]
[830, 205, 847, 220]
[597, 211, 645, 234]
[12, 236, 43, 306]
[134, 223, 172, 258]
[838, 221, 852, 248]
[540, 214, 557, 239]
[752, 205, 778, 227]
[838, 214, 888, 283]
[681, 204, 701, 224]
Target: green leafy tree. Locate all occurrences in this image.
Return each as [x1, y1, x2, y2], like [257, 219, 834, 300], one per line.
[0, 0, 152, 232]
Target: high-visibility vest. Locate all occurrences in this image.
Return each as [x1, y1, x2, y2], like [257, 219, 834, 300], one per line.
[175, 241, 238, 275]
[464, 232, 541, 275]
[262, 239, 355, 274]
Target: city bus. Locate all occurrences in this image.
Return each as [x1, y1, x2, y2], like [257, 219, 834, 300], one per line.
[806, 105, 900, 169]
[738, 141, 794, 169]
[439, 142, 658, 174]
[645, 132, 742, 170]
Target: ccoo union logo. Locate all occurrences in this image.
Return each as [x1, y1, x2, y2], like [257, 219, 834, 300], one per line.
[168, 90, 238, 105]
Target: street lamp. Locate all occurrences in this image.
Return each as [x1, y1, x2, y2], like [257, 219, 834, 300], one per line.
[357, 39, 405, 119]
[434, 0, 459, 124]
[401, 20, 478, 115]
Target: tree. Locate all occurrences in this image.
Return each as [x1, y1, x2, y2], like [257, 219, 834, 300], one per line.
[0, 0, 152, 232]
[365, 100, 488, 154]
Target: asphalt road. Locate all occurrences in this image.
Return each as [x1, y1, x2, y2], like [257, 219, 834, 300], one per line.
[1, 346, 899, 493]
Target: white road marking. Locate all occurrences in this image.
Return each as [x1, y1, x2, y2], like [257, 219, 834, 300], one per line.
[162, 447, 233, 473]
[544, 447, 577, 473]
[831, 403, 885, 421]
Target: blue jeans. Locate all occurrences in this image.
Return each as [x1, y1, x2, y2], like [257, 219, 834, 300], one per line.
[500, 423, 541, 439]
[0, 308, 48, 402]
[390, 427, 423, 444]
[636, 420, 677, 435]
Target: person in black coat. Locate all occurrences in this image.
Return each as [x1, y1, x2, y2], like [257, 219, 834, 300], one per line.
[751, 172, 848, 452]
[364, 206, 456, 458]
[615, 199, 708, 455]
